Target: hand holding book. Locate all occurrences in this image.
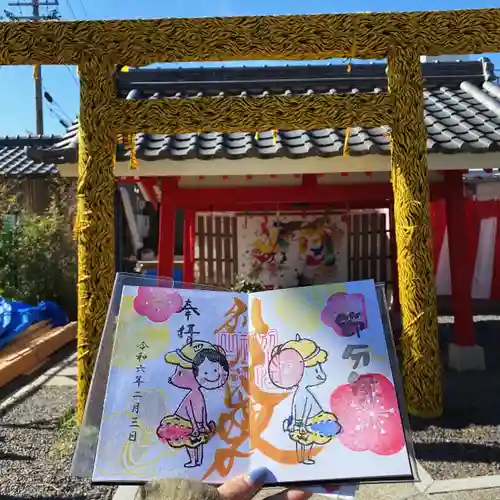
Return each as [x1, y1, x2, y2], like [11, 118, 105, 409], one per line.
[74, 275, 416, 493]
[141, 468, 318, 500]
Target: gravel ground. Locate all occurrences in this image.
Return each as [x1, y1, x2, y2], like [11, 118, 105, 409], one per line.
[0, 385, 116, 500]
[2, 316, 500, 495]
[410, 317, 500, 480]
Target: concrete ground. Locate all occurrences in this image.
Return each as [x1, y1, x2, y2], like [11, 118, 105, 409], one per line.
[355, 484, 500, 500]
[114, 483, 500, 500]
[248, 482, 500, 500]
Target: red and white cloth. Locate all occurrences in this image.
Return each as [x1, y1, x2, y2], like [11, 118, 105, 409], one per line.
[431, 200, 500, 300]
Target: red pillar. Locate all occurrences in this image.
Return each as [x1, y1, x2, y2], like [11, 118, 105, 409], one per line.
[389, 206, 400, 312]
[183, 210, 196, 283]
[157, 178, 176, 278]
[445, 171, 475, 346]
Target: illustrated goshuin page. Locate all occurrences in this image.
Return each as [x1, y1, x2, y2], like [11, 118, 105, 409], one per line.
[92, 280, 414, 486]
[246, 280, 413, 484]
[92, 286, 251, 483]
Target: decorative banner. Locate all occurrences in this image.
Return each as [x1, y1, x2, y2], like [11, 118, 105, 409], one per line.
[237, 213, 348, 288]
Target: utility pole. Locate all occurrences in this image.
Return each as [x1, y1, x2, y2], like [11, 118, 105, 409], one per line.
[5, 1, 60, 135]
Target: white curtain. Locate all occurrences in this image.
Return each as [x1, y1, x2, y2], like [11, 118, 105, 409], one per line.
[435, 228, 451, 296]
[472, 217, 498, 299]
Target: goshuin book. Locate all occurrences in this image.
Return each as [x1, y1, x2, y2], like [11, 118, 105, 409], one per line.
[89, 278, 415, 488]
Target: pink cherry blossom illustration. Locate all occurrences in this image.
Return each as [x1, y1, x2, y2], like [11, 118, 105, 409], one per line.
[320, 292, 368, 337]
[330, 373, 405, 456]
[133, 287, 183, 323]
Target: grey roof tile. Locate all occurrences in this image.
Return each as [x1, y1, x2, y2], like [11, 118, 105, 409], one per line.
[0, 136, 60, 176]
[26, 59, 500, 165]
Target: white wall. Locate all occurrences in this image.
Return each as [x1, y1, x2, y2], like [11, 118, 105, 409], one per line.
[474, 181, 500, 201]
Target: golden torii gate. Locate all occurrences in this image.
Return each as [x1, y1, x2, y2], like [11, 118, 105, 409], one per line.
[1, 8, 498, 422]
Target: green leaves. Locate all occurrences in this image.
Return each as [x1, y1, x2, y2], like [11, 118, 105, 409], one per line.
[0, 205, 76, 308]
[231, 275, 266, 294]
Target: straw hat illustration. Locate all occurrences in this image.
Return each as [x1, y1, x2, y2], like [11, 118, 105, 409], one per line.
[274, 334, 328, 367]
[165, 340, 224, 368]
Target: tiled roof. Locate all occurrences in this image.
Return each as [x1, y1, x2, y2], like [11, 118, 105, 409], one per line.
[26, 59, 500, 164]
[0, 136, 60, 176]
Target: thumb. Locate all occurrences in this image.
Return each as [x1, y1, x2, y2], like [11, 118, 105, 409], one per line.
[218, 467, 269, 500]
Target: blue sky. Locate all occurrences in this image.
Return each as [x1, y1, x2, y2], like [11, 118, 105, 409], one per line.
[0, 0, 498, 136]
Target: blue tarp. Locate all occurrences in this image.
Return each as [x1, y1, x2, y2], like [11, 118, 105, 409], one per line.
[0, 297, 68, 350]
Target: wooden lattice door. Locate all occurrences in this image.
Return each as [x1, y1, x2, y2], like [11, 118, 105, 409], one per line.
[347, 210, 393, 287]
[195, 214, 238, 288]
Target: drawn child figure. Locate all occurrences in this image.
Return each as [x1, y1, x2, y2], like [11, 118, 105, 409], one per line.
[268, 334, 342, 465]
[156, 340, 229, 468]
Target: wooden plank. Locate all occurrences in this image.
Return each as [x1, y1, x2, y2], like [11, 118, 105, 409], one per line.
[0, 322, 53, 370]
[370, 213, 380, 281]
[0, 322, 77, 388]
[231, 216, 238, 285]
[206, 215, 215, 284]
[215, 216, 223, 286]
[223, 217, 232, 288]
[352, 214, 360, 280]
[361, 213, 370, 279]
[197, 216, 206, 283]
[10, 321, 51, 340]
[379, 213, 388, 284]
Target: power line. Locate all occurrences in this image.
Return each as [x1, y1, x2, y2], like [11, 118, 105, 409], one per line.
[43, 88, 72, 128]
[64, 0, 89, 22]
[75, 0, 87, 18]
[43, 87, 72, 122]
[4, 1, 60, 135]
[4, 1, 60, 21]
[65, 65, 79, 87]
[64, 0, 76, 19]
[48, 106, 71, 129]
[4, 2, 78, 133]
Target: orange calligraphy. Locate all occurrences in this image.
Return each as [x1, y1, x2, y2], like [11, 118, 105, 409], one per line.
[214, 297, 248, 335]
[203, 341, 251, 480]
[205, 296, 325, 479]
[250, 297, 269, 335]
